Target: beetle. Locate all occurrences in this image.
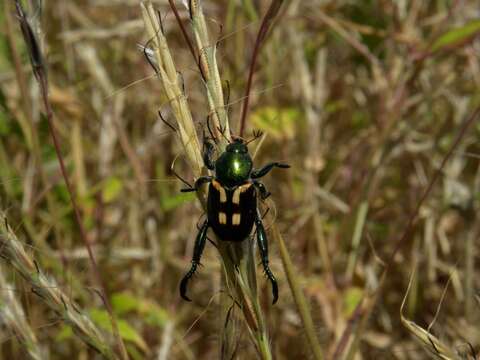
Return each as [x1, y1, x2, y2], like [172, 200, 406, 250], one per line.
[179, 136, 289, 304]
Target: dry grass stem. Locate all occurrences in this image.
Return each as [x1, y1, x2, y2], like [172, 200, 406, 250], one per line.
[141, 1, 203, 176]
[188, 0, 231, 143]
[272, 225, 324, 360]
[3, 0, 480, 358]
[400, 268, 461, 360]
[141, 2, 278, 358]
[0, 213, 116, 359]
[0, 266, 44, 360]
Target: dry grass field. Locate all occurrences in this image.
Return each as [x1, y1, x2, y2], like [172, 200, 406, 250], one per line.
[1, 0, 480, 359]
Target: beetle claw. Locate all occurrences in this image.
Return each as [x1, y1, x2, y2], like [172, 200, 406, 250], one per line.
[263, 267, 278, 304]
[270, 278, 278, 305]
[181, 187, 196, 193]
[179, 275, 192, 302]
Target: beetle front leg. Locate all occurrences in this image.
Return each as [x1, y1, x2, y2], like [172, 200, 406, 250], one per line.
[180, 176, 213, 192]
[180, 220, 209, 301]
[203, 139, 216, 170]
[254, 210, 278, 304]
[253, 180, 271, 200]
[251, 162, 290, 179]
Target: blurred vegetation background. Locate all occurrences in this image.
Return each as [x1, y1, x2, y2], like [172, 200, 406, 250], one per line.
[1, 0, 480, 359]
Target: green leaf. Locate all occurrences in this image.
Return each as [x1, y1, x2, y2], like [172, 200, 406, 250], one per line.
[431, 20, 480, 52]
[144, 304, 169, 328]
[0, 89, 12, 135]
[160, 191, 195, 212]
[111, 292, 169, 328]
[89, 309, 148, 352]
[112, 293, 141, 315]
[117, 321, 148, 353]
[250, 106, 301, 140]
[343, 287, 364, 316]
[56, 325, 74, 341]
[0, 34, 11, 72]
[102, 177, 123, 203]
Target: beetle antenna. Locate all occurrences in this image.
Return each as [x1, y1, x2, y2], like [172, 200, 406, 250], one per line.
[170, 155, 193, 189]
[167, 0, 207, 81]
[142, 37, 160, 74]
[206, 115, 218, 144]
[217, 125, 231, 144]
[158, 110, 178, 132]
[157, 10, 166, 36]
[466, 342, 477, 359]
[224, 80, 231, 109]
[245, 130, 264, 145]
[238, 1, 284, 137]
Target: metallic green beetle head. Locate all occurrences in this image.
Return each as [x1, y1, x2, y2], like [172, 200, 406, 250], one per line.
[215, 139, 252, 187]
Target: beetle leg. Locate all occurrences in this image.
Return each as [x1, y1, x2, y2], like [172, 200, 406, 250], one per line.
[253, 180, 271, 200]
[254, 210, 278, 304]
[203, 138, 216, 170]
[180, 220, 209, 301]
[181, 176, 213, 192]
[251, 162, 290, 179]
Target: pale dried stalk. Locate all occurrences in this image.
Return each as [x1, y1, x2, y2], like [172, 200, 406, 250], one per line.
[400, 268, 461, 360]
[141, 1, 203, 176]
[272, 225, 324, 360]
[188, 0, 231, 144]
[0, 266, 44, 360]
[141, 2, 273, 358]
[217, 239, 272, 360]
[0, 212, 116, 359]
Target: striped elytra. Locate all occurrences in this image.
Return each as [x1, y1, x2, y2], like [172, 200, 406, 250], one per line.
[207, 180, 256, 242]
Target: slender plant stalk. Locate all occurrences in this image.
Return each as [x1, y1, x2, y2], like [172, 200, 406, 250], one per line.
[142, 2, 268, 356]
[188, 0, 231, 143]
[238, 0, 284, 137]
[141, 1, 203, 175]
[272, 225, 324, 360]
[167, 0, 230, 144]
[12, 2, 128, 359]
[141, 2, 288, 358]
[217, 239, 273, 360]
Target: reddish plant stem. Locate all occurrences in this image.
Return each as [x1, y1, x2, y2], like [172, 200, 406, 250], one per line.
[167, 0, 206, 80]
[238, 1, 284, 137]
[14, 2, 128, 359]
[39, 49, 129, 360]
[385, 105, 480, 270]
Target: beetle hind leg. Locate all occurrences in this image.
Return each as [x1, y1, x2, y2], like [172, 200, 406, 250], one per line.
[254, 211, 278, 304]
[180, 220, 209, 301]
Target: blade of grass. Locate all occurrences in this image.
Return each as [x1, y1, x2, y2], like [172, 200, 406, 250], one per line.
[345, 201, 369, 282]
